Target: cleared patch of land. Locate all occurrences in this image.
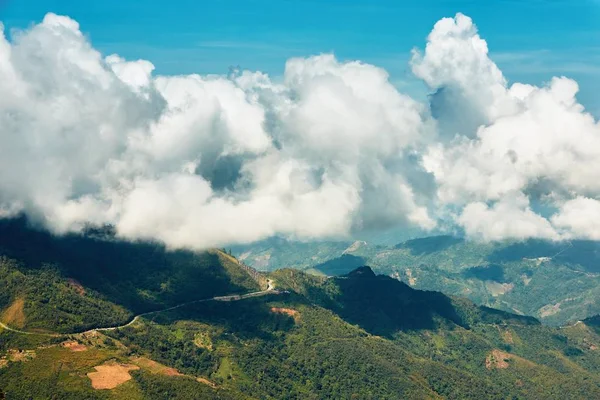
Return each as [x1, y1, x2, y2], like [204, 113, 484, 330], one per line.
[486, 282, 514, 297]
[502, 330, 514, 344]
[61, 340, 88, 352]
[2, 298, 25, 328]
[67, 278, 86, 296]
[540, 302, 562, 318]
[486, 349, 511, 370]
[87, 362, 139, 389]
[0, 349, 36, 367]
[197, 377, 218, 388]
[271, 307, 300, 321]
[132, 356, 183, 377]
[193, 332, 213, 350]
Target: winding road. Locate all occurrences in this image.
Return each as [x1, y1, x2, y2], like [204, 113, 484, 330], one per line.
[0, 280, 279, 337]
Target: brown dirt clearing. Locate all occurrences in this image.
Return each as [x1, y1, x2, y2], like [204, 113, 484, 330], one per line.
[2, 298, 25, 328]
[88, 362, 139, 389]
[61, 340, 88, 352]
[2, 349, 36, 364]
[486, 349, 511, 370]
[271, 307, 300, 321]
[197, 377, 218, 388]
[67, 279, 86, 296]
[132, 357, 183, 377]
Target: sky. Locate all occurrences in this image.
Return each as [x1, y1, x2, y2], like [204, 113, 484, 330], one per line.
[1, 0, 600, 113]
[1, 1, 600, 248]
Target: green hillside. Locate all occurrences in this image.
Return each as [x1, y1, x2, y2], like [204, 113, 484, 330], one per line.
[236, 236, 600, 326]
[0, 217, 260, 333]
[4, 222, 600, 399]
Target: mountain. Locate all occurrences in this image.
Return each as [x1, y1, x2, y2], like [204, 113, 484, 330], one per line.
[232, 237, 353, 272]
[235, 236, 600, 326]
[0, 217, 261, 334]
[3, 222, 600, 398]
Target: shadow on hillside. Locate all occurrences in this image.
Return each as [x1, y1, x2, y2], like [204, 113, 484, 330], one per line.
[395, 236, 463, 255]
[0, 216, 255, 313]
[321, 267, 467, 337]
[462, 264, 506, 283]
[555, 241, 600, 273]
[487, 240, 561, 263]
[487, 239, 600, 273]
[313, 254, 366, 276]
[149, 296, 295, 341]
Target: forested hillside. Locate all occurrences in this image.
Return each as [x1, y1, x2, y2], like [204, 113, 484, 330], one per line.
[3, 223, 600, 399]
[0, 217, 260, 333]
[236, 236, 600, 325]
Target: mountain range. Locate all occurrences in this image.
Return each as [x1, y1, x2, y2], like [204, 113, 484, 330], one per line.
[234, 235, 600, 326]
[2, 218, 600, 398]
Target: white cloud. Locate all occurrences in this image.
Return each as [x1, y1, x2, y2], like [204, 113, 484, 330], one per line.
[552, 197, 600, 240]
[416, 14, 600, 242]
[0, 14, 435, 249]
[458, 194, 559, 242]
[0, 12, 599, 247]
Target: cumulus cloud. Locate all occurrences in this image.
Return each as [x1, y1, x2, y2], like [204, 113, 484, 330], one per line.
[0, 13, 435, 249]
[417, 14, 600, 242]
[0, 12, 599, 247]
[458, 194, 560, 242]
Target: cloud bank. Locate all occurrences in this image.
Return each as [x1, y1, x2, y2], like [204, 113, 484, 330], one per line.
[0, 13, 598, 248]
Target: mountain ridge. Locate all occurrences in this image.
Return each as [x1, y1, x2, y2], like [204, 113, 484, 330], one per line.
[3, 223, 600, 398]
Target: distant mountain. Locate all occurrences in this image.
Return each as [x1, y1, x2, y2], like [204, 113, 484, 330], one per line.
[235, 236, 600, 326]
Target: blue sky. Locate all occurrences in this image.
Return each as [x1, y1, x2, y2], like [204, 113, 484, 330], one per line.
[1, 0, 600, 113]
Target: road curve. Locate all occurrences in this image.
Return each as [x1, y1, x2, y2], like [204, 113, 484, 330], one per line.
[1, 280, 279, 337]
[0, 321, 61, 337]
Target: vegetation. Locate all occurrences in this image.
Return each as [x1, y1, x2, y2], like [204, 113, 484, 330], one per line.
[237, 235, 600, 326]
[4, 219, 600, 398]
[0, 217, 259, 332]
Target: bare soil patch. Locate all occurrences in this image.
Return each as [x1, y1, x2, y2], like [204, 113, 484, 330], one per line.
[539, 302, 561, 318]
[193, 332, 214, 351]
[405, 269, 417, 286]
[132, 357, 183, 377]
[87, 362, 139, 389]
[486, 282, 514, 297]
[1, 349, 36, 366]
[67, 279, 86, 296]
[61, 340, 88, 352]
[486, 349, 511, 370]
[2, 298, 25, 328]
[197, 377, 218, 388]
[271, 307, 300, 321]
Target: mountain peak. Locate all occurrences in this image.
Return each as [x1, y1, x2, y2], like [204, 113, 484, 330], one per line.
[345, 265, 376, 278]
